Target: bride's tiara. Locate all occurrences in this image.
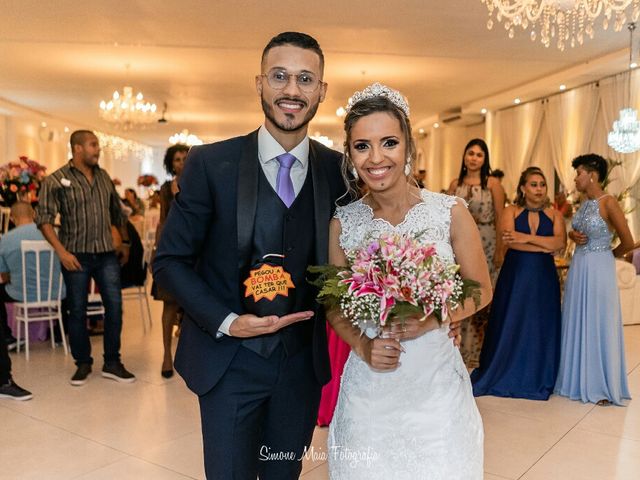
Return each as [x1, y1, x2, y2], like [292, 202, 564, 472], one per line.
[345, 82, 410, 118]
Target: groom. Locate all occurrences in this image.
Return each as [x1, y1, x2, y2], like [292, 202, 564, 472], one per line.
[153, 32, 345, 479]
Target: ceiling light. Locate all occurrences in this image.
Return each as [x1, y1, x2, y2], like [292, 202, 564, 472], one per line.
[336, 106, 346, 117]
[608, 23, 640, 153]
[514, 98, 521, 104]
[433, 122, 440, 128]
[169, 129, 203, 146]
[310, 132, 334, 148]
[559, 84, 567, 91]
[482, 1, 640, 51]
[99, 86, 157, 130]
[63, 126, 70, 133]
[40, 122, 47, 128]
[480, 108, 488, 114]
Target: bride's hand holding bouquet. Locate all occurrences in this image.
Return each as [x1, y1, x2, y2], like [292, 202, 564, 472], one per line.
[310, 231, 481, 370]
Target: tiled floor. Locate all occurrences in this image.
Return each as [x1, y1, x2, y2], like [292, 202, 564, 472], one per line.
[2, 294, 639, 479]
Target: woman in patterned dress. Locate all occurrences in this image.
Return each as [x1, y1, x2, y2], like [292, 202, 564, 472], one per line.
[447, 139, 505, 368]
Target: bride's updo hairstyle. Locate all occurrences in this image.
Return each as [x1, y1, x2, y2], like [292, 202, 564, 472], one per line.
[342, 83, 416, 198]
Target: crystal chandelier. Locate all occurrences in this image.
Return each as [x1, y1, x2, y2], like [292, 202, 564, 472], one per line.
[608, 23, 640, 153]
[169, 129, 203, 146]
[608, 108, 640, 152]
[99, 86, 157, 130]
[481, 0, 640, 50]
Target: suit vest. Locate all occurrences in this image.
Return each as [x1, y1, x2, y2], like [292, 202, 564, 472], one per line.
[241, 165, 316, 357]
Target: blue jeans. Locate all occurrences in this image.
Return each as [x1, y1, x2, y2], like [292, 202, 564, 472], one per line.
[62, 252, 122, 366]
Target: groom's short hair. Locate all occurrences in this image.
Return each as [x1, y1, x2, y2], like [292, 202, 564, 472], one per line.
[261, 32, 324, 75]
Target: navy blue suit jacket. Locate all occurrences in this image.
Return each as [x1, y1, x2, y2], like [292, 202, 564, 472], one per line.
[153, 130, 345, 395]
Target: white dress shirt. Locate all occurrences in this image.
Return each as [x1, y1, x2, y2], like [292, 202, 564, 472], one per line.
[218, 126, 310, 336]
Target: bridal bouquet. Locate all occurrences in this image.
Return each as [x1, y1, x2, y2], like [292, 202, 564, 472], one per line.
[309, 232, 480, 333]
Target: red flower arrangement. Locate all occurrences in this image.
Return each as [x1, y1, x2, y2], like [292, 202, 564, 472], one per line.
[137, 174, 159, 187]
[0, 156, 47, 205]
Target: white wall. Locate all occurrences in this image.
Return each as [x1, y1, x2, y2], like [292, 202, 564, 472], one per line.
[0, 98, 152, 196]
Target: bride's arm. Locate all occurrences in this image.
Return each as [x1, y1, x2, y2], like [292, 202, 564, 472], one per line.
[325, 218, 403, 371]
[449, 198, 493, 323]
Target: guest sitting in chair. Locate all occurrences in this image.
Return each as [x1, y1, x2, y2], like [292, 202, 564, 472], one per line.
[119, 220, 145, 289]
[0, 202, 65, 349]
[0, 317, 32, 400]
[123, 188, 145, 219]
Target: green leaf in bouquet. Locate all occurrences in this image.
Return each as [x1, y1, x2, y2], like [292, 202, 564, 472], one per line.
[307, 264, 349, 309]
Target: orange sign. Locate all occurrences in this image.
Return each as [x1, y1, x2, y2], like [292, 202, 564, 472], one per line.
[243, 264, 295, 302]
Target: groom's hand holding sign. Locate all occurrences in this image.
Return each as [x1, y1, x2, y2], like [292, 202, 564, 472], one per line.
[229, 311, 314, 337]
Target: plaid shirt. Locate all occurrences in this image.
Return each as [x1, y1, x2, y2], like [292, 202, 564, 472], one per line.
[35, 160, 126, 253]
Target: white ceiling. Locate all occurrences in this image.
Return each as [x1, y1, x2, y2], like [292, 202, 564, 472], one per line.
[0, 0, 634, 147]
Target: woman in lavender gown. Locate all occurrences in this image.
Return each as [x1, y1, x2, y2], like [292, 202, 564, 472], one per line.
[554, 154, 634, 406]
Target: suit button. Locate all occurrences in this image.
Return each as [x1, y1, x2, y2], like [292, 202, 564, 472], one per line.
[286, 246, 294, 252]
[285, 214, 294, 221]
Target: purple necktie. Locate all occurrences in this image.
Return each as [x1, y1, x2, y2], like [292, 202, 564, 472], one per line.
[276, 153, 296, 208]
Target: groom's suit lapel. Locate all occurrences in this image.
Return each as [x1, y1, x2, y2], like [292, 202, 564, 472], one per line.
[236, 130, 259, 272]
[309, 140, 331, 265]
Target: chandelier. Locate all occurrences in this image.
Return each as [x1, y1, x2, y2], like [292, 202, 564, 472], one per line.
[481, 0, 640, 50]
[608, 23, 640, 153]
[169, 129, 203, 146]
[99, 86, 157, 130]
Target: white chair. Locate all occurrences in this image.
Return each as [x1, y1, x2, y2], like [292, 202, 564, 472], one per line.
[122, 230, 153, 333]
[0, 207, 11, 234]
[86, 278, 106, 319]
[122, 271, 153, 333]
[14, 240, 67, 360]
[143, 209, 160, 238]
[616, 259, 640, 326]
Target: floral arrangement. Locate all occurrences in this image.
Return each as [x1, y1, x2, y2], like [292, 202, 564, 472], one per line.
[309, 232, 481, 334]
[0, 156, 47, 205]
[136, 174, 158, 187]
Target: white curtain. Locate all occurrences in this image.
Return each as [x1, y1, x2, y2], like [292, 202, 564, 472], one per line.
[491, 100, 545, 197]
[529, 121, 555, 199]
[544, 83, 600, 193]
[597, 70, 640, 235]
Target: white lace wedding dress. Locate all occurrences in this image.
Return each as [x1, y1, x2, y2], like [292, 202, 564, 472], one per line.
[328, 190, 484, 479]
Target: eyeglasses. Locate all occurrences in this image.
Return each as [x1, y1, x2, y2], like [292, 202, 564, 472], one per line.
[261, 70, 323, 93]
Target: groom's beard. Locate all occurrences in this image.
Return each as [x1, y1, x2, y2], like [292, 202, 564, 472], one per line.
[261, 95, 320, 133]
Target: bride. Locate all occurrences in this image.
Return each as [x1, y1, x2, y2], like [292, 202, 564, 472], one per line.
[327, 83, 492, 479]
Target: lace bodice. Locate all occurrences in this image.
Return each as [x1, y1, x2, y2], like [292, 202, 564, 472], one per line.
[572, 197, 612, 253]
[335, 189, 458, 263]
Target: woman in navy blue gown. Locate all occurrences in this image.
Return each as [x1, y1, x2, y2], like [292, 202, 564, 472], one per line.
[471, 167, 566, 400]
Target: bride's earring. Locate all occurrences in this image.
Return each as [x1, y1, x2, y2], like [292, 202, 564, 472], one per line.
[351, 166, 359, 180]
[404, 157, 412, 176]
